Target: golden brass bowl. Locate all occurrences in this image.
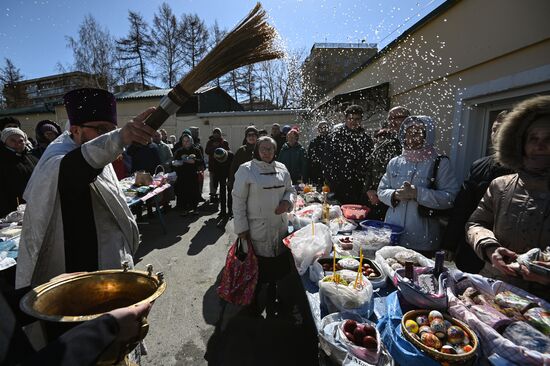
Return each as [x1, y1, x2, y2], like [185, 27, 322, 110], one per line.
[20, 265, 166, 365]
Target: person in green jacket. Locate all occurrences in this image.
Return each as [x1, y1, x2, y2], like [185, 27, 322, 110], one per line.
[277, 128, 307, 184]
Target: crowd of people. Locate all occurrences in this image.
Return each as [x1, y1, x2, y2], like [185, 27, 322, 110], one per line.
[0, 87, 549, 363]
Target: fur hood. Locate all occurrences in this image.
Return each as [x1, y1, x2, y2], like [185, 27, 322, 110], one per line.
[495, 95, 550, 170]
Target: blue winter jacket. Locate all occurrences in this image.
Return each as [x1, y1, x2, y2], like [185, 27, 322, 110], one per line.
[377, 116, 460, 251]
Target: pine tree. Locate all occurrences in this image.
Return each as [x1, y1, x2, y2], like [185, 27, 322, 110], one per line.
[179, 14, 209, 70]
[151, 3, 182, 87]
[0, 58, 27, 108]
[116, 11, 154, 89]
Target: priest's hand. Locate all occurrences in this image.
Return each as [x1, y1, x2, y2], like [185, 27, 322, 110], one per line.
[121, 107, 157, 146]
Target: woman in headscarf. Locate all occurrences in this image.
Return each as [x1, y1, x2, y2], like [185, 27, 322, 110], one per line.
[0, 128, 39, 216]
[173, 134, 203, 215]
[32, 119, 62, 159]
[232, 136, 296, 317]
[466, 95, 550, 299]
[378, 116, 459, 255]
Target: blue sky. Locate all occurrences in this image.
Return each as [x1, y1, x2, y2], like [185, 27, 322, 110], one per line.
[0, 0, 445, 80]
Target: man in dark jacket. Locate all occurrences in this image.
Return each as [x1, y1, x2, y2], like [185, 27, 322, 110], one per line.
[0, 128, 38, 216]
[306, 121, 330, 187]
[326, 105, 374, 204]
[364, 106, 410, 220]
[277, 128, 307, 184]
[443, 110, 512, 272]
[205, 128, 230, 202]
[126, 141, 161, 175]
[229, 126, 258, 188]
[270, 123, 286, 156]
[209, 148, 234, 218]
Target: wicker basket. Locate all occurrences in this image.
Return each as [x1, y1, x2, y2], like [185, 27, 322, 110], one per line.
[401, 309, 478, 364]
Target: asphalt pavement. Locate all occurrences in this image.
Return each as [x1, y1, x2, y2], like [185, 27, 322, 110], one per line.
[134, 173, 319, 366]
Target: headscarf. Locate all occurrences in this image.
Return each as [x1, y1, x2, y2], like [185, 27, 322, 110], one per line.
[399, 115, 437, 163]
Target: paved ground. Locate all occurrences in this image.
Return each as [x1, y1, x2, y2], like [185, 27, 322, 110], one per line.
[134, 174, 319, 366]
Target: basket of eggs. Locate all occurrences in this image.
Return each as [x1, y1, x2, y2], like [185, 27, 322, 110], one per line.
[401, 309, 478, 364]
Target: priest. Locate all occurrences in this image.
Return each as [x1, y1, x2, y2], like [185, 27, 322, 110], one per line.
[16, 88, 156, 288]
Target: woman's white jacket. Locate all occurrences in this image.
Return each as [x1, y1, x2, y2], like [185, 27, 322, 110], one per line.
[232, 159, 296, 257]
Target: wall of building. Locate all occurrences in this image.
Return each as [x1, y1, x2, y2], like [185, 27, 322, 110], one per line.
[15, 111, 57, 137]
[316, 0, 550, 179]
[182, 110, 307, 152]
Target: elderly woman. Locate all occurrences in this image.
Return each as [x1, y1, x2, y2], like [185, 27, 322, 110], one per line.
[466, 95, 550, 299]
[232, 136, 296, 316]
[0, 128, 39, 216]
[378, 116, 459, 255]
[173, 134, 203, 215]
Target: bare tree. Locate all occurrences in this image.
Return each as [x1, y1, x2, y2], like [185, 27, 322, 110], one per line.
[179, 14, 209, 70]
[151, 3, 182, 87]
[210, 20, 226, 87]
[0, 58, 27, 108]
[238, 64, 258, 110]
[257, 49, 305, 108]
[222, 69, 242, 102]
[116, 11, 154, 89]
[66, 14, 116, 89]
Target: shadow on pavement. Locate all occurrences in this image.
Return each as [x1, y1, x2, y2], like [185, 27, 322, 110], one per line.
[187, 217, 225, 256]
[134, 209, 201, 261]
[203, 264, 319, 366]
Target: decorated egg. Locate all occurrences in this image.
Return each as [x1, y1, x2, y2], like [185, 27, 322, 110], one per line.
[418, 325, 433, 336]
[415, 315, 429, 327]
[463, 344, 473, 353]
[440, 345, 457, 354]
[405, 319, 419, 334]
[462, 334, 470, 346]
[444, 320, 453, 329]
[428, 310, 444, 323]
[421, 332, 442, 350]
[446, 325, 466, 345]
[430, 318, 447, 338]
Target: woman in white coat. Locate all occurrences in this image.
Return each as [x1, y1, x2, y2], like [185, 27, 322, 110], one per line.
[378, 116, 459, 256]
[232, 136, 296, 316]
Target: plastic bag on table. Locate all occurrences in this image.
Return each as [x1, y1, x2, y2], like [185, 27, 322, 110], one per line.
[329, 216, 357, 235]
[319, 276, 373, 317]
[287, 222, 332, 275]
[393, 267, 449, 311]
[288, 204, 322, 230]
[376, 291, 440, 366]
[374, 246, 434, 280]
[446, 271, 550, 365]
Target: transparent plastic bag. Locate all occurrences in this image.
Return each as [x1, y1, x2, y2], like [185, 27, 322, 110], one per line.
[288, 223, 332, 275]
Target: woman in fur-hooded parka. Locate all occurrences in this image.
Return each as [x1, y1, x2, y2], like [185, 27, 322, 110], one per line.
[466, 95, 550, 300]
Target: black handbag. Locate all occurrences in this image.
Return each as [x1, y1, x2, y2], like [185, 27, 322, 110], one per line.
[417, 155, 452, 218]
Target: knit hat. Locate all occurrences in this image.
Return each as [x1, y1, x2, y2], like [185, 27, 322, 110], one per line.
[288, 128, 299, 136]
[63, 88, 117, 126]
[212, 128, 222, 135]
[245, 126, 258, 136]
[182, 129, 192, 136]
[282, 125, 291, 134]
[40, 123, 59, 134]
[213, 148, 228, 162]
[1, 127, 26, 143]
